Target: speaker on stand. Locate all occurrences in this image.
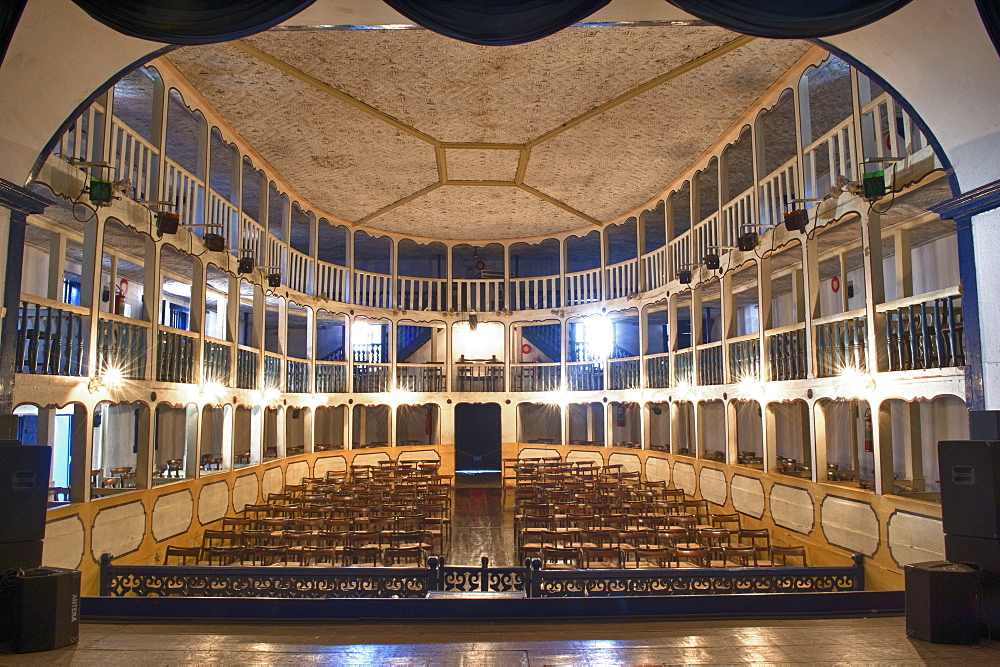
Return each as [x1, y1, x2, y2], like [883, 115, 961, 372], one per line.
[0, 443, 81, 653]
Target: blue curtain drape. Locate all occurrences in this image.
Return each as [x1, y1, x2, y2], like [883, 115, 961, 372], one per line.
[69, 0, 317, 45]
[977, 0, 1000, 57]
[381, 0, 612, 46]
[663, 1, 913, 39]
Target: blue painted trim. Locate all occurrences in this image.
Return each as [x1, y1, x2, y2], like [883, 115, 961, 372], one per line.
[955, 216, 985, 409]
[0, 177, 48, 215]
[931, 178, 1000, 219]
[81, 590, 904, 622]
[812, 40, 959, 197]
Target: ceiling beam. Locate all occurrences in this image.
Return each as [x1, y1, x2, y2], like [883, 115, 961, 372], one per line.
[233, 39, 439, 147]
[517, 183, 602, 226]
[353, 182, 442, 225]
[526, 34, 756, 149]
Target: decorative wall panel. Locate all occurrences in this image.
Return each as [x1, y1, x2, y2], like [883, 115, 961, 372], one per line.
[609, 452, 641, 474]
[285, 461, 310, 485]
[888, 512, 945, 566]
[567, 450, 603, 466]
[398, 449, 440, 462]
[699, 467, 727, 506]
[314, 455, 347, 478]
[770, 484, 814, 534]
[821, 496, 879, 556]
[353, 452, 391, 467]
[673, 462, 697, 496]
[42, 515, 84, 570]
[198, 480, 230, 525]
[152, 489, 194, 541]
[262, 466, 283, 497]
[518, 447, 559, 460]
[731, 475, 765, 519]
[645, 456, 670, 483]
[233, 474, 260, 512]
[92, 501, 146, 559]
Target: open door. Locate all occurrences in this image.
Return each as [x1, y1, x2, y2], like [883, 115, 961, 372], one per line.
[454, 403, 501, 472]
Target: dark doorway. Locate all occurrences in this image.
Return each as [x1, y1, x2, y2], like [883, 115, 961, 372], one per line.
[454, 403, 502, 472]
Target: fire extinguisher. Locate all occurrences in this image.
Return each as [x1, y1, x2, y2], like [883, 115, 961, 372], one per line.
[114, 278, 128, 315]
[863, 408, 874, 452]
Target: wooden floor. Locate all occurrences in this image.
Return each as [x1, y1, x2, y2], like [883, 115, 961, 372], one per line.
[447, 473, 516, 566]
[3, 617, 999, 664]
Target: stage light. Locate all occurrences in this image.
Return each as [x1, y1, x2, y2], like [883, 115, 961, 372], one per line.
[678, 270, 692, 284]
[783, 209, 809, 232]
[156, 212, 180, 235]
[738, 232, 758, 252]
[237, 255, 255, 274]
[703, 253, 720, 270]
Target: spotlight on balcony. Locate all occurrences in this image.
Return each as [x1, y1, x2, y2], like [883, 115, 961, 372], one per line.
[703, 253, 720, 270]
[783, 209, 809, 232]
[267, 272, 281, 288]
[737, 231, 758, 252]
[237, 253, 255, 274]
[678, 270, 692, 285]
[156, 212, 180, 235]
[203, 233, 226, 253]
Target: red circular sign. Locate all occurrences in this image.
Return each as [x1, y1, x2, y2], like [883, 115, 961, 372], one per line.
[522, 343, 532, 354]
[831, 276, 840, 293]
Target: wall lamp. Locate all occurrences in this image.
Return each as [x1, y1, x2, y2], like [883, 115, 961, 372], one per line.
[137, 201, 180, 235]
[237, 249, 256, 274]
[783, 196, 823, 232]
[737, 223, 779, 251]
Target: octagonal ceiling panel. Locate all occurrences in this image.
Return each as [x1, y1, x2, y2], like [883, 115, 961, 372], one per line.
[167, 43, 439, 222]
[446, 149, 520, 182]
[241, 26, 740, 144]
[370, 185, 588, 239]
[524, 38, 812, 221]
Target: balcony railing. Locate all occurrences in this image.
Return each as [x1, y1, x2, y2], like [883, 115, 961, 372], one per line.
[263, 354, 282, 390]
[698, 343, 724, 386]
[203, 339, 231, 385]
[396, 277, 446, 312]
[880, 289, 963, 372]
[156, 328, 195, 383]
[17, 299, 88, 377]
[455, 362, 504, 392]
[608, 357, 640, 390]
[453, 277, 505, 312]
[815, 311, 867, 377]
[767, 323, 807, 381]
[606, 259, 639, 300]
[353, 363, 390, 393]
[286, 359, 310, 393]
[396, 363, 445, 392]
[511, 363, 561, 392]
[315, 361, 347, 393]
[728, 335, 760, 383]
[645, 353, 670, 388]
[564, 268, 602, 306]
[236, 347, 258, 390]
[510, 276, 560, 311]
[674, 350, 694, 385]
[566, 360, 603, 391]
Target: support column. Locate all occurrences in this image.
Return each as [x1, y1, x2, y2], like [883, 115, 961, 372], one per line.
[135, 404, 153, 489]
[69, 404, 93, 502]
[873, 399, 894, 495]
[141, 236, 160, 380]
[860, 209, 887, 373]
[905, 401, 925, 491]
[0, 180, 49, 432]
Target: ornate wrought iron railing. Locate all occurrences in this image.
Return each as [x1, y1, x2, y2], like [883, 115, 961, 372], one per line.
[100, 553, 864, 599]
[566, 360, 603, 391]
[698, 344, 724, 386]
[529, 554, 864, 597]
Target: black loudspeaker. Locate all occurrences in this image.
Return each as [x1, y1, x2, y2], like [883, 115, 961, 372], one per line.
[0, 444, 51, 546]
[0, 567, 80, 653]
[904, 561, 981, 644]
[939, 441, 1000, 539]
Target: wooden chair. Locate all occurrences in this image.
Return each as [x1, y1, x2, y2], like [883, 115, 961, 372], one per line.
[722, 545, 758, 567]
[770, 545, 807, 567]
[583, 546, 624, 569]
[738, 529, 772, 565]
[244, 545, 288, 566]
[634, 546, 676, 569]
[540, 546, 581, 569]
[382, 546, 425, 568]
[675, 546, 713, 568]
[164, 545, 201, 565]
[341, 546, 380, 566]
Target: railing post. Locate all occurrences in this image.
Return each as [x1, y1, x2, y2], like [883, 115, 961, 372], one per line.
[527, 558, 541, 598]
[852, 553, 865, 591]
[481, 555, 489, 592]
[99, 553, 113, 596]
[428, 555, 441, 591]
